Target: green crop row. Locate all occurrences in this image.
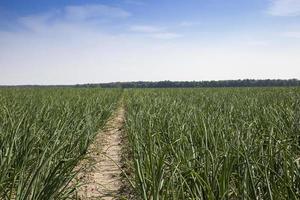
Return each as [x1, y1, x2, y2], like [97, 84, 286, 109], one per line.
[124, 88, 300, 200]
[0, 88, 122, 200]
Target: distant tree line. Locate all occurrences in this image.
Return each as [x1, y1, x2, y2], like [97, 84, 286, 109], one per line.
[2, 79, 300, 88]
[78, 79, 300, 88]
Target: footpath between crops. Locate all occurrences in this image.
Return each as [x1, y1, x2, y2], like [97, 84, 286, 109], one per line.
[75, 102, 125, 199]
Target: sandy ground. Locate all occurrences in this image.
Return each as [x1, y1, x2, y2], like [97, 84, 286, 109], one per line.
[75, 104, 125, 199]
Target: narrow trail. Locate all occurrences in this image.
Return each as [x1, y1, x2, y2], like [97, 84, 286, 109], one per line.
[76, 104, 125, 199]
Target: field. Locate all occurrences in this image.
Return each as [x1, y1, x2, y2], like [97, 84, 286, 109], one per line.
[0, 87, 299, 199]
[0, 88, 122, 199]
[125, 88, 300, 199]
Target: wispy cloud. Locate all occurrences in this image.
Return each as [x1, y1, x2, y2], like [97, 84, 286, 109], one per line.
[244, 39, 269, 47]
[65, 4, 131, 20]
[179, 21, 201, 27]
[18, 10, 60, 31]
[282, 31, 300, 38]
[130, 24, 181, 39]
[267, 0, 300, 16]
[129, 25, 164, 33]
[16, 4, 131, 33]
[124, 0, 146, 6]
[151, 32, 182, 39]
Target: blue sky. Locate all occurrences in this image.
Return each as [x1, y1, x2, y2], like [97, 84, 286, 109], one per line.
[0, 0, 300, 84]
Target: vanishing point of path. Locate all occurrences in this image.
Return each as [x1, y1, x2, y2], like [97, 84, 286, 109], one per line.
[76, 103, 125, 199]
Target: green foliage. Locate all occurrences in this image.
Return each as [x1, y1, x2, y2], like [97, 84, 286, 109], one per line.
[0, 88, 122, 199]
[124, 88, 300, 200]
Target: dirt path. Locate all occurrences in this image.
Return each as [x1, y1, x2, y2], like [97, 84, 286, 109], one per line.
[76, 104, 125, 199]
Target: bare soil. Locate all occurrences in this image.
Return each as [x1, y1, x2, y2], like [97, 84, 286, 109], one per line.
[75, 104, 125, 199]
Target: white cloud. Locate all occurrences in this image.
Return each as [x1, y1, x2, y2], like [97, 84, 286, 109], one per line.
[16, 4, 131, 34]
[130, 25, 181, 39]
[179, 21, 201, 27]
[244, 39, 269, 47]
[130, 25, 164, 33]
[124, 0, 146, 6]
[282, 31, 300, 38]
[18, 10, 60, 31]
[267, 0, 300, 16]
[151, 32, 182, 39]
[18, 3, 131, 29]
[65, 4, 131, 20]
